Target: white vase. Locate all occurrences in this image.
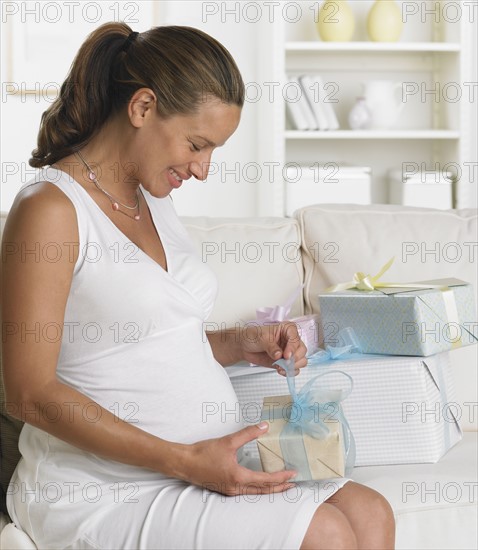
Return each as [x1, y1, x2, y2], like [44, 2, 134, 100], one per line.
[348, 97, 372, 130]
[363, 80, 405, 129]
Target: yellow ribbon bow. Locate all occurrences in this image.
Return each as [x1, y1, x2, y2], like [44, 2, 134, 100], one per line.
[326, 257, 451, 293]
[327, 257, 398, 292]
[351, 257, 396, 291]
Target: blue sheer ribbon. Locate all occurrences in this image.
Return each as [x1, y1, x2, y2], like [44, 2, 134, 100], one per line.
[307, 326, 363, 365]
[262, 356, 356, 481]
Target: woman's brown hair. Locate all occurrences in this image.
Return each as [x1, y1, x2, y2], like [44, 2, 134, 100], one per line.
[30, 22, 245, 168]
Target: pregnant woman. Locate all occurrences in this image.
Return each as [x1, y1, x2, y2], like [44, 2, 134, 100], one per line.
[1, 22, 394, 549]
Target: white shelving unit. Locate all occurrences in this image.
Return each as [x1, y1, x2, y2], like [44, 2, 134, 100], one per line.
[256, 1, 476, 216]
[285, 42, 461, 52]
[285, 130, 461, 140]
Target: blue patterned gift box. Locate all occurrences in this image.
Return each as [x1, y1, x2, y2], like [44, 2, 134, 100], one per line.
[319, 278, 477, 356]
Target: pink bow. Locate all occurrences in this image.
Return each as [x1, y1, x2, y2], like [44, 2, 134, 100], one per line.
[255, 284, 305, 324]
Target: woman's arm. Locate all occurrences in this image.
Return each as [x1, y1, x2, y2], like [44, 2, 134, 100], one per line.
[1, 183, 296, 495]
[206, 327, 243, 366]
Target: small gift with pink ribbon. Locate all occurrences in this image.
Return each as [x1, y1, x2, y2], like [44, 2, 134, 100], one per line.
[319, 258, 477, 357]
[247, 285, 320, 358]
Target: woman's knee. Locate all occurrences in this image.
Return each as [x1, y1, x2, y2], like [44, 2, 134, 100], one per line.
[326, 482, 395, 548]
[366, 487, 395, 531]
[364, 489, 396, 549]
[331, 482, 395, 528]
[300, 503, 358, 550]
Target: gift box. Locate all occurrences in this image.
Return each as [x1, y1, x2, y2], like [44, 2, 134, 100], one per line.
[319, 278, 477, 356]
[256, 361, 354, 481]
[248, 286, 320, 357]
[228, 352, 462, 466]
[257, 395, 345, 480]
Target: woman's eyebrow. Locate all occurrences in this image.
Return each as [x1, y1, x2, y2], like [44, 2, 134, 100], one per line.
[193, 136, 223, 147]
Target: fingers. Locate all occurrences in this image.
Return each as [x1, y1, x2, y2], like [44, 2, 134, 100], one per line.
[235, 481, 297, 495]
[276, 335, 308, 377]
[263, 322, 298, 362]
[212, 467, 297, 496]
[240, 470, 298, 494]
[290, 345, 308, 368]
[243, 467, 297, 489]
[206, 478, 297, 497]
[276, 366, 301, 377]
[275, 322, 307, 365]
[269, 345, 283, 361]
[195, 428, 299, 497]
[247, 322, 308, 371]
[283, 332, 307, 364]
[228, 422, 271, 449]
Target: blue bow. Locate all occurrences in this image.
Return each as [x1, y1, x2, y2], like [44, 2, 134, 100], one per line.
[307, 326, 362, 365]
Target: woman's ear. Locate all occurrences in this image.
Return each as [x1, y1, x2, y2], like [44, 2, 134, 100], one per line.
[128, 88, 157, 128]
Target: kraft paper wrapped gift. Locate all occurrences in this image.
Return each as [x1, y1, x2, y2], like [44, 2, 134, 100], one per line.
[256, 358, 354, 481]
[228, 352, 462, 467]
[257, 395, 346, 481]
[319, 278, 477, 356]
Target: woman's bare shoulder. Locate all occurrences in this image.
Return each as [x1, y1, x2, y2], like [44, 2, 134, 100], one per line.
[3, 180, 79, 253]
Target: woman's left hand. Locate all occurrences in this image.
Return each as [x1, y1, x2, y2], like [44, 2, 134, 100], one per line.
[240, 321, 307, 376]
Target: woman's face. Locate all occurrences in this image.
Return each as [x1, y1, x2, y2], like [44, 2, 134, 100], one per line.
[126, 93, 242, 198]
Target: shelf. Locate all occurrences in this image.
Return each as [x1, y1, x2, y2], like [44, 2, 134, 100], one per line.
[256, 16, 475, 214]
[285, 42, 461, 53]
[285, 130, 461, 140]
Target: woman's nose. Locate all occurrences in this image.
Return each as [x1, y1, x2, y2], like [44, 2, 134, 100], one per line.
[189, 152, 213, 181]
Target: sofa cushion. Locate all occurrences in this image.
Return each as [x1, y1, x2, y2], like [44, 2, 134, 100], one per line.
[0, 519, 37, 549]
[352, 432, 478, 550]
[295, 204, 478, 431]
[0, 354, 24, 517]
[295, 204, 477, 307]
[181, 216, 304, 327]
[0, 212, 24, 517]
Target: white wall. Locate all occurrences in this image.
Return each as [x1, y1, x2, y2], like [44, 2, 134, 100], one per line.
[157, 1, 260, 216]
[1, 1, 477, 215]
[0, 1, 159, 211]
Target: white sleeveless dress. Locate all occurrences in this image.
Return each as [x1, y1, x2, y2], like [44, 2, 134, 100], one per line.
[7, 169, 349, 550]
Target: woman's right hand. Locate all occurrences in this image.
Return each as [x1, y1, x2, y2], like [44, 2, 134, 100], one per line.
[176, 422, 297, 496]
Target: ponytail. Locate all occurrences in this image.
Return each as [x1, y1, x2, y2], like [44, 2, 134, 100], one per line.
[30, 23, 133, 168]
[30, 22, 245, 168]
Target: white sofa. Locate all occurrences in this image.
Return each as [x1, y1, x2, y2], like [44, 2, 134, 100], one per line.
[1, 204, 477, 549]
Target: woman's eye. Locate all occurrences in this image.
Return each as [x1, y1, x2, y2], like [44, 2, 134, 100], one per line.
[191, 143, 201, 152]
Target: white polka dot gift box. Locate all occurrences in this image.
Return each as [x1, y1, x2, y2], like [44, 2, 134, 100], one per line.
[227, 352, 462, 467]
